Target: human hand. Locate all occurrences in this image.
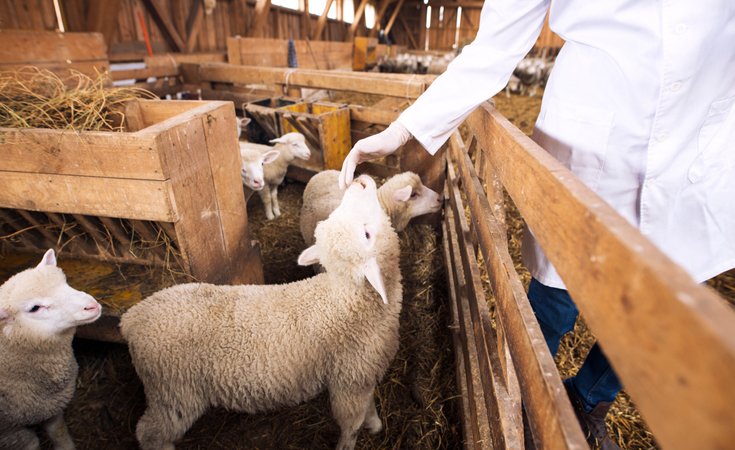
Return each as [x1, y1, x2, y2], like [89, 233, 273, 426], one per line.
[339, 121, 412, 189]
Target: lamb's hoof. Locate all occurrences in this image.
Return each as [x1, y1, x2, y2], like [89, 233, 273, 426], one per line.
[265, 213, 275, 220]
[363, 416, 382, 434]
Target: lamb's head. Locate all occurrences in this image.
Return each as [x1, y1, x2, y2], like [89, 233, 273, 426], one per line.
[271, 132, 311, 161]
[379, 172, 443, 230]
[236, 117, 251, 140]
[0, 249, 101, 342]
[298, 175, 399, 304]
[240, 145, 279, 190]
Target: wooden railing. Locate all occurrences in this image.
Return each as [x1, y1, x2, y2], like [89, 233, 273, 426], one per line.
[444, 101, 735, 450]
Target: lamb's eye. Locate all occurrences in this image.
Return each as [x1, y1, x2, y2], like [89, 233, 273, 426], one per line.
[410, 192, 419, 198]
[29, 305, 41, 313]
[365, 231, 370, 239]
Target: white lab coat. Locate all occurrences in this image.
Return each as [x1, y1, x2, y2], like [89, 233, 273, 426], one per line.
[398, 0, 735, 289]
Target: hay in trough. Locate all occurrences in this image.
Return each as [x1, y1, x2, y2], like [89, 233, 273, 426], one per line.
[0, 67, 156, 132]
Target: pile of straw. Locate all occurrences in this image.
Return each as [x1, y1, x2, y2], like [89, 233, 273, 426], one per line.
[0, 67, 155, 132]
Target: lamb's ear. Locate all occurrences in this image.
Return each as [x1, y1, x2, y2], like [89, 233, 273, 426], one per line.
[364, 257, 387, 304]
[297, 245, 321, 266]
[391, 186, 412, 203]
[0, 308, 12, 326]
[269, 136, 288, 144]
[262, 150, 280, 164]
[37, 249, 56, 268]
[240, 117, 251, 127]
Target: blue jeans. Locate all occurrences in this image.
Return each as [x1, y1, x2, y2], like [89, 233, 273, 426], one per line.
[528, 278, 622, 413]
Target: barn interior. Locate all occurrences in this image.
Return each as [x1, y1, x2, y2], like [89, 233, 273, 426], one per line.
[1, 1, 734, 450]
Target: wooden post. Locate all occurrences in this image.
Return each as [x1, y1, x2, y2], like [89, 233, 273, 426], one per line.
[312, 0, 335, 40]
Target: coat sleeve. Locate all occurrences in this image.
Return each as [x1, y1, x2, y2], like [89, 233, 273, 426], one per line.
[398, 0, 552, 155]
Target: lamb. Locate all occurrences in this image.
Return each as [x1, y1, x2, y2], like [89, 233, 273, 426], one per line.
[240, 132, 311, 220]
[300, 170, 443, 248]
[0, 249, 101, 450]
[240, 143, 280, 193]
[120, 174, 402, 450]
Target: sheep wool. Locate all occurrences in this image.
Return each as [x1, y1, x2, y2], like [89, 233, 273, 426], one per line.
[300, 170, 443, 247]
[0, 249, 101, 450]
[240, 132, 311, 220]
[121, 175, 402, 450]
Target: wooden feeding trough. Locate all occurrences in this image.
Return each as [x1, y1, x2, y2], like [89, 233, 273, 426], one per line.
[0, 100, 264, 341]
[242, 95, 301, 144]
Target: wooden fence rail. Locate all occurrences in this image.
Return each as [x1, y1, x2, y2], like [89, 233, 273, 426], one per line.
[445, 101, 735, 450]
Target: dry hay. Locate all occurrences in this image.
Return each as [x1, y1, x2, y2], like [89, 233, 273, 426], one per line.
[29, 179, 460, 450]
[0, 67, 156, 132]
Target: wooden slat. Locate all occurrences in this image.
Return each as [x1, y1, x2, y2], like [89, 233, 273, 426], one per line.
[466, 101, 735, 450]
[368, 0, 393, 38]
[85, 0, 123, 46]
[110, 65, 180, 80]
[449, 130, 586, 450]
[0, 127, 163, 180]
[0, 30, 107, 63]
[0, 172, 176, 222]
[399, 16, 419, 50]
[442, 217, 476, 450]
[198, 64, 428, 98]
[348, 0, 370, 40]
[444, 204, 494, 450]
[446, 154, 522, 450]
[383, 0, 404, 35]
[185, 0, 204, 53]
[348, 104, 400, 125]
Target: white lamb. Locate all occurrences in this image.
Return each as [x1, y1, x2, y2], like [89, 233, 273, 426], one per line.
[240, 143, 280, 193]
[300, 170, 443, 247]
[0, 249, 101, 450]
[240, 132, 312, 220]
[120, 175, 402, 450]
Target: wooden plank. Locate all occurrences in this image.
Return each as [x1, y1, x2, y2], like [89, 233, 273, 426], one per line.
[399, 16, 419, 50]
[111, 65, 180, 81]
[449, 131, 585, 450]
[136, 100, 208, 128]
[0, 172, 176, 222]
[185, 0, 205, 53]
[348, 104, 400, 125]
[0, 126, 163, 180]
[85, 0, 123, 46]
[0, 30, 107, 65]
[199, 101, 264, 285]
[368, 0, 393, 38]
[318, 108, 351, 170]
[248, 0, 273, 38]
[199, 63, 428, 98]
[467, 102, 735, 450]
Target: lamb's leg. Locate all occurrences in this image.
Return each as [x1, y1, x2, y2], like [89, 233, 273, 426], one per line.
[271, 185, 281, 217]
[41, 412, 75, 450]
[136, 402, 203, 450]
[0, 427, 40, 450]
[330, 387, 374, 450]
[257, 187, 275, 220]
[362, 393, 382, 434]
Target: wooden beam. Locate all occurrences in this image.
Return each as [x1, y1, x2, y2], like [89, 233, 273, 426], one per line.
[383, 0, 404, 35]
[418, 4, 427, 50]
[143, 0, 187, 51]
[85, 0, 123, 46]
[299, 0, 311, 39]
[312, 0, 335, 40]
[466, 101, 735, 450]
[407, 0, 484, 7]
[399, 16, 418, 49]
[368, 0, 393, 38]
[248, 0, 273, 37]
[185, 0, 204, 53]
[348, 0, 370, 40]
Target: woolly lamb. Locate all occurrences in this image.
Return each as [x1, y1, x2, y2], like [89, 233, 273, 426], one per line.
[121, 175, 402, 450]
[300, 170, 443, 247]
[241, 132, 311, 220]
[0, 249, 101, 450]
[240, 142, 280, 194]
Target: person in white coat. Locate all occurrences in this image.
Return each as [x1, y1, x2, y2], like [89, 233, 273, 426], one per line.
[339, 1, 735, 449]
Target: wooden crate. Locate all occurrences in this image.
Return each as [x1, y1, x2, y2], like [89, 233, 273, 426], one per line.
[242, 96, 301, 144]
[0, 100, 264, 302]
